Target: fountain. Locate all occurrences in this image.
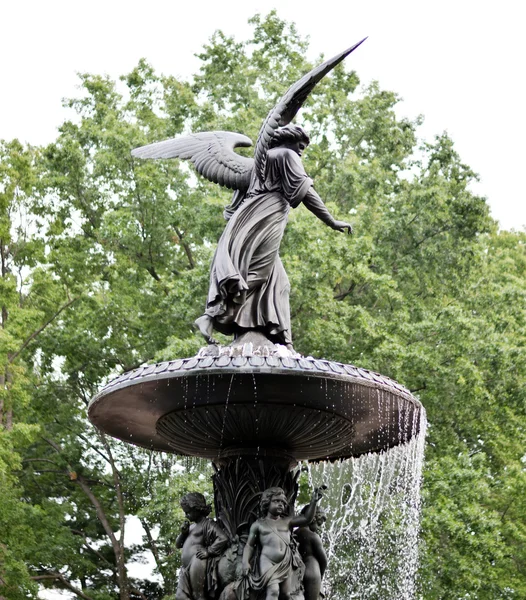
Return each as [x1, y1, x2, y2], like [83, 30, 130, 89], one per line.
[88, 41, 426, 600]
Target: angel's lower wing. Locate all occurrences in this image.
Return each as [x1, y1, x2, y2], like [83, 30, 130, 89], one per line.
[132, 131, 254, 191]
[253, 38, 367, 182]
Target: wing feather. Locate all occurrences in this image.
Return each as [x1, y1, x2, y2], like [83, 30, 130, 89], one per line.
[132, 131, 254, 191]
[254, 38, 367, 181]
[202, 155, 218, 181]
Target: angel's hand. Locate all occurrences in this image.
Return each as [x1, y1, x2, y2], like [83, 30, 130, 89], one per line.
[196, 548, 209, 559]
[331, 220, 353, 234]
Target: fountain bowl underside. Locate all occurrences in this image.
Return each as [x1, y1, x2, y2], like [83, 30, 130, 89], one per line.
[88, 354, 423, 461]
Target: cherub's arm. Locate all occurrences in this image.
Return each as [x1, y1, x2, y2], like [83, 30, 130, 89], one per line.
[176, 520, 190, 548]
[206, 521, 229, 556]
[302, 188, 352, 234]
[242, 521, 259, 575]
[290, 488, 324, 528]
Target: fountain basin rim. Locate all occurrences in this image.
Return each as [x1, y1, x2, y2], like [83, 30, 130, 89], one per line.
[91, 356, 418, 405]
[88, 355, 424, 460]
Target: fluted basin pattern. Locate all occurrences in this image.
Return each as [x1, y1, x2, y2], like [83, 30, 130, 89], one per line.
[88, 354, 422, 461]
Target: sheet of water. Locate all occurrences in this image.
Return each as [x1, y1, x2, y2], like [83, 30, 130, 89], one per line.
[303, 411, 427, 600]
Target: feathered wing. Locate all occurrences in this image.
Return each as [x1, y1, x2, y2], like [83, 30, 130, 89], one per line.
[132, 131, 255, 191]
[253, 38, 367, 182]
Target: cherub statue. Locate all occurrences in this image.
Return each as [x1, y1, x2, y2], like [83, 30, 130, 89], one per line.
[176, 492, 229, 600]
[132, 40, 365, 349]
[241, 486, 323, 600]
[295, 505, 327, 600]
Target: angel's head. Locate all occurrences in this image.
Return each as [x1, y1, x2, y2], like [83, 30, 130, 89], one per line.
[270, 125, 310, 157]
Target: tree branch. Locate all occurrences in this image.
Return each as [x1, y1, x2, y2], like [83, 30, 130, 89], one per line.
[129, 585, 149, 600]
[42, 437, 131, 599]
[174, 227, 195, 269]
[31, 571, 95, 600]
[140, 518, 161, 568]
[334, 281, 356, 300]
[410, 383, 427, 394]
[71, 529, 117, 571]
[74, 474, 121, 553]
[97, 432, 125, 534]
[23, 458, 61, 466]
[412, 225, 454, 250]
[146, 265, 161, 281]
[75, 432, 112, 464]
[95, 431, 130, 600]
[42, 438, 120, 551]
[9, 295, 80, 363]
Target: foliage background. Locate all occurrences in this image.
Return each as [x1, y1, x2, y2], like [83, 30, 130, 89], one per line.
[1, 12, 524, 600]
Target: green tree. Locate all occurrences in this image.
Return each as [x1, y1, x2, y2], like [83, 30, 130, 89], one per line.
[0, 139, 91, 598]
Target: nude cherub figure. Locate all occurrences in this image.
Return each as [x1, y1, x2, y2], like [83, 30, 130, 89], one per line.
[176, 492, 229, 600]
[242, 487, 323, 600]
[295, 506, 327, 600]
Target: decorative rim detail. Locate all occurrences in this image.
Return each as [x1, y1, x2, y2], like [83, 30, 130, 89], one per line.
[93, 354, 416, 404]
[88, 353, 423, 460]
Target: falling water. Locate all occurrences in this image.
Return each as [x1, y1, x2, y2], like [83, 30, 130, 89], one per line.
[303, 411, 427, 600]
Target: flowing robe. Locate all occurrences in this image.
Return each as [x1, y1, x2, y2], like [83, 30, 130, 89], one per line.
[205, 147, 313, 345]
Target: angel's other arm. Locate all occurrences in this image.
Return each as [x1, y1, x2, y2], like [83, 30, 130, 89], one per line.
[302, 188, 352, 234]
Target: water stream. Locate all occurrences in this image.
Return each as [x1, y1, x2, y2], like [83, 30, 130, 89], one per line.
[303, 411, 427, 600]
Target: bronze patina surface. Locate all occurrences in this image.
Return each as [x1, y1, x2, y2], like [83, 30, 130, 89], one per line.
[88, 39, 427, 600]
[88, 352, 421, 461]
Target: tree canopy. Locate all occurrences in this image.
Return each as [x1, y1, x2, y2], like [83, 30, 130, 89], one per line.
[1, 11, 525, 600]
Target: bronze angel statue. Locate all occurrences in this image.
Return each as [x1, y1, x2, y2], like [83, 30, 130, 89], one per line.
[132, 40, 365, 350]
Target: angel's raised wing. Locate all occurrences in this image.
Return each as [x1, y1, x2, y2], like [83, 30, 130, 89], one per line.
[132, 131, 254, 191]
[253, 38, 367, 182]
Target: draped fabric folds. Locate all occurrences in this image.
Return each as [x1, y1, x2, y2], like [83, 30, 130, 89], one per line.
[205, 147, 312, 345]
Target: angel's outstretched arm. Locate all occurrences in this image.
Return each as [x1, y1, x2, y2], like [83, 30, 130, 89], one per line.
[302, 188, 353, 234]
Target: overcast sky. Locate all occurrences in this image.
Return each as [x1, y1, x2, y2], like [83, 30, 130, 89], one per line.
[3, 1, 525, 231]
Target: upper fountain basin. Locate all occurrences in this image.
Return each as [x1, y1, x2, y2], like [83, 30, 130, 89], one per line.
[88, 351, 423, 461]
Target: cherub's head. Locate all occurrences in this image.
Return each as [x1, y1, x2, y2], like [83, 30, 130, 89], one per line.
[260, 487, 289, 517]
[180, 492, 212, 522]
[301, 504, 327, 532]
[270, 124, 310, 157]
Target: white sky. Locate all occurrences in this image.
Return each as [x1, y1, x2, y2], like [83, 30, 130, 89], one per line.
[2, 0, 525, 231]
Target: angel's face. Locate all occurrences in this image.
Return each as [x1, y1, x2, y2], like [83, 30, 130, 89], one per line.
[287, 140, 308, 157]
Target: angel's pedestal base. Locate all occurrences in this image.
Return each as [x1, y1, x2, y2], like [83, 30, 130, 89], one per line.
[213, 451, 299, 541]
[212, 452, 305, 598]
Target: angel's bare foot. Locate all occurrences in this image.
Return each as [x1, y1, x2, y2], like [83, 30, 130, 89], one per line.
[195, 315, 219, 345]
